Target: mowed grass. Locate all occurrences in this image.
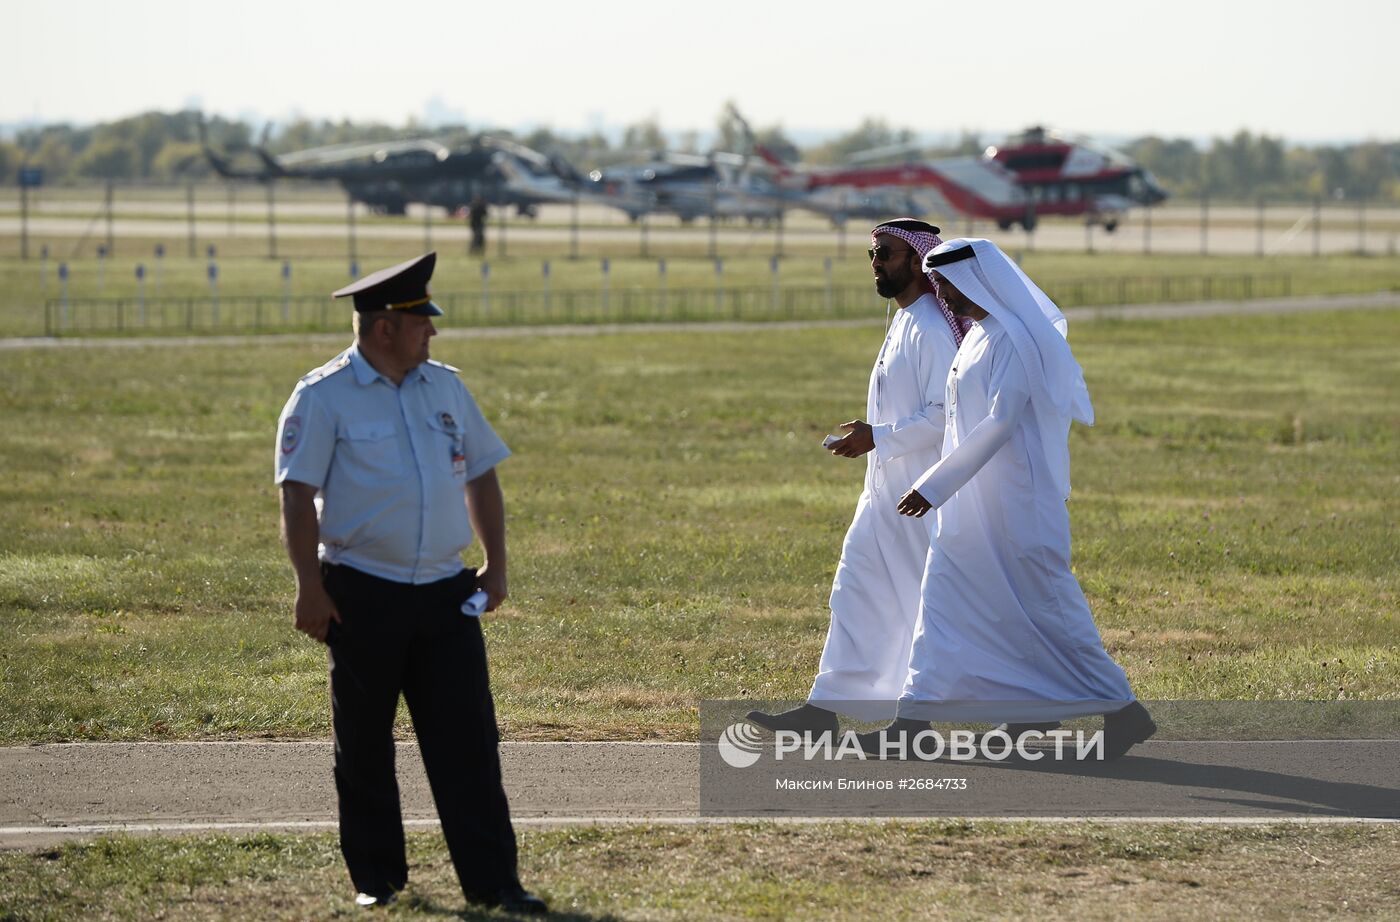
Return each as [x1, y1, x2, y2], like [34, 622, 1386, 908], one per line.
[2, 822, 1397, 920]
[2, 247, 1399, 337]
[0, 308, 1397, 743]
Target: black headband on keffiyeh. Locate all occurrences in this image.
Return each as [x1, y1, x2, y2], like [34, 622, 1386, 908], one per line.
[871, 219, 973, 345]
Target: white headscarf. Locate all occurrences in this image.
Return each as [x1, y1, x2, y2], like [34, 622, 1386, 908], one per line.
[924, 238, 1093, 500]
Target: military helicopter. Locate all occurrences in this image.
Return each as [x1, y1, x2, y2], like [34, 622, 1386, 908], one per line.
[199, 120, 586, 217]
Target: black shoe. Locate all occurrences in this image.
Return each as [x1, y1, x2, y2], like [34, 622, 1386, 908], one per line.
[486, 885, 548, 915]
[854, 718, 930, 759]
[745, 704, 839, 736]
[1102, 701, 1157, 760]
[977, 721, 1063, 743]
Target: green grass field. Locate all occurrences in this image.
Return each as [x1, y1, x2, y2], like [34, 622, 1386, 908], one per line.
[0, 307, 1396, 744]
[2, 822, 1396, 920]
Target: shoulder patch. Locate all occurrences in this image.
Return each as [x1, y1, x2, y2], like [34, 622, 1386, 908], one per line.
[299, 355, 352, 387]
[426, 358, 461, 374]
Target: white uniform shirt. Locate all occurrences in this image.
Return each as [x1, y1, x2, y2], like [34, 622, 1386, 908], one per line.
[275, 344, 510, 585]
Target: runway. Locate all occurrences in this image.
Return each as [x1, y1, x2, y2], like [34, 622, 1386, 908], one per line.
[1, 739, 1394, 848]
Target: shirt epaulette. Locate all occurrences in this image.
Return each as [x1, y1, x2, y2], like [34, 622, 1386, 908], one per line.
[299, 355, 352, 388]
[426, 358, 461, 374]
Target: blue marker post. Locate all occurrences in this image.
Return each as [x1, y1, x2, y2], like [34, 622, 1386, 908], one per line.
[154, 244, 165, 296]
[58, 262, 69, 332]
[281, 260, 292, 324]
[135, 264, 146, 327]
[96, 245, 107, 296]
[601, 257, 610, 315]
[541, 260, 551, 314]
[481, 261, 491, 318]
[208, 259, 219, 328]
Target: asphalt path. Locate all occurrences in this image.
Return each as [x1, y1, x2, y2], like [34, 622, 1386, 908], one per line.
[3, 290, 1399, 353]
[1, 740, 1395, 848]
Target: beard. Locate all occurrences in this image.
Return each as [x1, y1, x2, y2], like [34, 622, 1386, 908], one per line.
[874, 266, 911, 299]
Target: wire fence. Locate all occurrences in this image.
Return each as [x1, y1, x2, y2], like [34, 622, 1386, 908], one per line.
[43, 272, 1292, 337]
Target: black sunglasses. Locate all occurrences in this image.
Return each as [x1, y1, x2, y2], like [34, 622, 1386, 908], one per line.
[867, 243, 912, 262]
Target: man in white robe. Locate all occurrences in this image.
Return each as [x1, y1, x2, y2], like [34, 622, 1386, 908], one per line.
[872, 238, 1155, 759]
[749, 219, 967, 732]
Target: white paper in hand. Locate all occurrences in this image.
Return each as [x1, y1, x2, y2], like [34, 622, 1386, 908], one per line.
[822, 435, 841, 449]
[460, 590, 489, 617]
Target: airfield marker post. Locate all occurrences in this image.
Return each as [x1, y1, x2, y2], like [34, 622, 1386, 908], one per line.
[824, 257, 833, 314]
[1199, 192, 1209, 256]
[346, 193, 357, 275]
[1256, 197, 1266, 257]
[481, 262, 490, 319]
[659, 258, 667, 314]
[837, 221, 846, 260]
[58, 262, 69, 331]
[1357, 198, 1366, 254]
[281, 260, 292, 324]
[773, 211, 784, 260]
[708, 186, 718, 260]
[601, 258, 610, 316]
[104, 181, 114, 257]
[96, 245, 107, 295]
[19, 181, 29, 260]
[39, 245, 48, 299]
[208, 259, 219, 328]
[154, 244, 164, 295]
[1313, 196, 1321, 257]
[186, 183, 196, 258]
[714, 257, 723, 317]
[770, 255, 780, 314]
[542, 260, 551, 314]
[570, 193, 580, 260]
[265, 183, 278, 260]
[135, 264, 146, 327]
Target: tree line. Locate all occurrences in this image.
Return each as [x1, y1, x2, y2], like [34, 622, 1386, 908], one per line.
[1, 108, 1396, 204]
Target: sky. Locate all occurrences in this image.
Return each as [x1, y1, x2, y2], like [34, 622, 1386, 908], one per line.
[6, 0, 1398, 145]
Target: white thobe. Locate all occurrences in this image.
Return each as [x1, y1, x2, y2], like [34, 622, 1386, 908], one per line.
[808, 293, 960, 717]
[898, 314, 1134, 723]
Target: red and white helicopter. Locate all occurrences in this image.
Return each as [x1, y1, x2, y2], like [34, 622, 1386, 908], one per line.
[732, 107, 1166, 232]
[985, 126, 1168, 231]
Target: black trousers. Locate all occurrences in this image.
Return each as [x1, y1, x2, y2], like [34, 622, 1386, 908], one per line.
[322, 563, 520, 900]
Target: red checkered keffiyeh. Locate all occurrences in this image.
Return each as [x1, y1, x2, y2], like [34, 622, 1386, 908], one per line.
[872, 222, 973, 346]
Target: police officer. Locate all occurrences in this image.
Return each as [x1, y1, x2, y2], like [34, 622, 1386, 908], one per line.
[275, 252, 545, 913]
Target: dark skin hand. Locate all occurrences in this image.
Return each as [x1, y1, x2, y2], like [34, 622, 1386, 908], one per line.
[897, 488, 933, 517]
[828, 420, 875, 457]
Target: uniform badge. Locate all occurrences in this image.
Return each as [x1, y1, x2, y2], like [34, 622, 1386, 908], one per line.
[439, 412, 457, 431]
[281, 416, 302, 455]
